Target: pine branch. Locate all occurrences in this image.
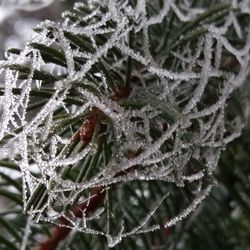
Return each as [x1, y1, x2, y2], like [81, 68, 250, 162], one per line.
[37, 187, 106, 250]
[0, 1, 250, 249]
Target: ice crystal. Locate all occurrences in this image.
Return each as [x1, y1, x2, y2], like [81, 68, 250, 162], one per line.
[0, 0, 249, 247]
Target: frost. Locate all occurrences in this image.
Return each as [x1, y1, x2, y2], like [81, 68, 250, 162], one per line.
[20, 216, 32, 250]
[0, 0, 249, 247]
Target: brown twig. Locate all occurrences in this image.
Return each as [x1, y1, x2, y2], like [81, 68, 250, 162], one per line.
[36, 152, 142, 250]
[36, 86, 138, 250]
[153, 223, 171, 250]
[36, 109, 102, 250]
[37, 187, 106, 250]
[79, 109, 100, 142]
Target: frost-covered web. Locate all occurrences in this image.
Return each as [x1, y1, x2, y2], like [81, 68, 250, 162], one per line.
[0, 0, 250, 247]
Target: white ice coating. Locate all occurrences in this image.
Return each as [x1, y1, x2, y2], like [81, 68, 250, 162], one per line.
[0, 0, 250, 247]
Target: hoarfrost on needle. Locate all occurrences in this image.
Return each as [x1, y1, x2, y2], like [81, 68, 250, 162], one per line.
[0, 0, 249, 247]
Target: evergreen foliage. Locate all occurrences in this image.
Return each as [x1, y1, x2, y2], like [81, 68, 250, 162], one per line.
[0, 1, 250, 249]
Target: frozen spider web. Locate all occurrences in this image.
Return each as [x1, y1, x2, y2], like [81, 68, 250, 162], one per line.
[0, 0, 250, 247]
